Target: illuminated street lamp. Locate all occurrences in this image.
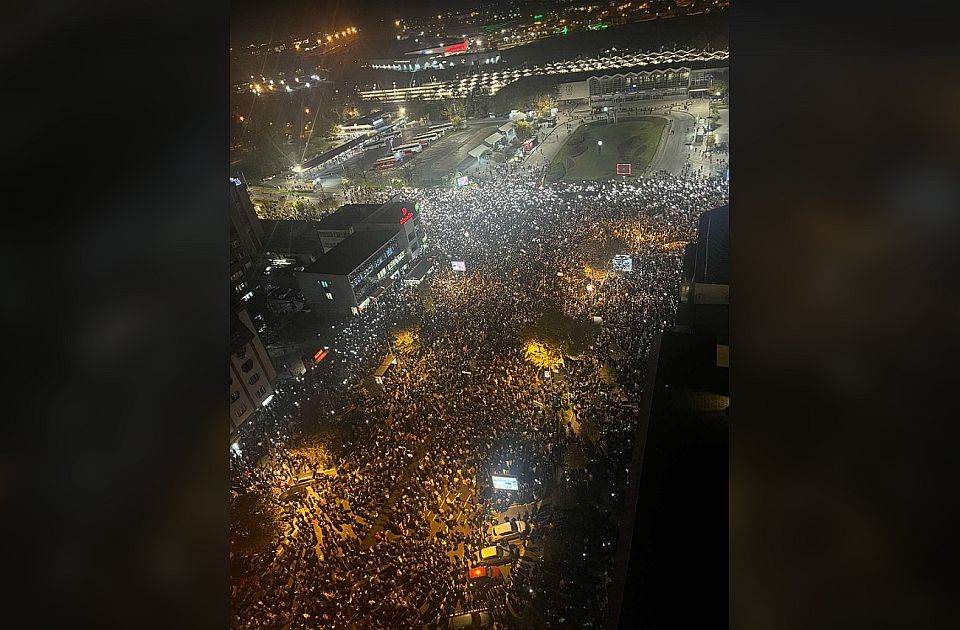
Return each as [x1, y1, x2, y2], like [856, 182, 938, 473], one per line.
[597, 140, 603, 154]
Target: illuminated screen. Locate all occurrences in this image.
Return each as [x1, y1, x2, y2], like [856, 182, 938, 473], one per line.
[457, 175, 470, 187]
[451, 261, 466, 272]
[612, 255, 633, 272]
[491, 476, 519, 491]
[616, 163, 632, 176]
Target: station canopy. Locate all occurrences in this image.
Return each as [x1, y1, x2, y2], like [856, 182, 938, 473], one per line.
[484, 132, 505, 146]
[468, 145, 492, 159]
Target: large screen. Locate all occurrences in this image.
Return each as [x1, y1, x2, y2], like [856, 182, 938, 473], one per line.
[612, 254, 633, 272]
[491, 475, 519, 491]
[451, 261, 466, 272]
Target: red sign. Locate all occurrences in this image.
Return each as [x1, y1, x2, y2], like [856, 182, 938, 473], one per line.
[616, 163, 632, 176]
[313, 349, 329, 363]
[443, 40, 468, 55]
[399, 206, 414, 225]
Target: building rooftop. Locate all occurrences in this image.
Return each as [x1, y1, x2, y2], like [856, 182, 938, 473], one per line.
[340, 111, 385, 128]
[304, 228, 400, 275]
[689, 205, 728, 285]
[484, 132, 505, 146]
[367, 199, 417, 224]
[260, 219, 323, 254]
[468, 145, 491, 159]
[315, 204, 382, 230]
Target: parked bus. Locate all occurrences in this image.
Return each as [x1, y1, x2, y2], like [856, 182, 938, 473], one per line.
[394, 142, 423, 154]
[411, 132, 440, 144]
[375, 156, 398, 170]
[429, 122, 454, 133]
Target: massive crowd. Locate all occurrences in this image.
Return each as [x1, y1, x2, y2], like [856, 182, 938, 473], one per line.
[231, 168, 728, 628]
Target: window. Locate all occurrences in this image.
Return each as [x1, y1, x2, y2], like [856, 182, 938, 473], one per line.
[255, 386, 266, 397]
[325, 292, 334, 300]
[248, 373, 260, 385]
[230, 390, 241, 403]
[235, 404, 247, 417]
[321, 280, 329, 288]
[234, 346, 247, 360]
[241, 358, 254, 372]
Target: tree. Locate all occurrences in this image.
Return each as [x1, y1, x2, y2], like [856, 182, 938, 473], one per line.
[441, 100, 465, 121]
[515, 119, 533, 141]
[535, 92, 556, 117]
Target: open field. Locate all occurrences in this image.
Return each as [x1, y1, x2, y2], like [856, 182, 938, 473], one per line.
[546, 118, 668, 182]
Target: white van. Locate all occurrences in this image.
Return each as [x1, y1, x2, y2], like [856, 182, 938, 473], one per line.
[490, 520, 527, 543]
[448, 610, 493, 628]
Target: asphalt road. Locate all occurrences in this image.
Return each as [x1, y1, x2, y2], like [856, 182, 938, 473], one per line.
[409, 119, 509, 185]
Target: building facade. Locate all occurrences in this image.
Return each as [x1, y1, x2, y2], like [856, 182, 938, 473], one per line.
[229, 178, 264, 303]
[557, 66, 728, 105]
[230, 307, 277, 442]
[296, 198, 425, 314]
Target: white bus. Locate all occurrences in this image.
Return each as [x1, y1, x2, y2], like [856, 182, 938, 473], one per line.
[394, 142, 423, 154]
[411, 132, 440, 144]
[429, 122, 454, 133]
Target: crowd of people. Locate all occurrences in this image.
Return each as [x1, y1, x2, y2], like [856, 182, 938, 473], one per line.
[231, 167, 728, 628]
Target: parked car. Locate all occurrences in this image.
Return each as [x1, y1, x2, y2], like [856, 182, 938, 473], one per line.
[448, 610, 493, 628]
[477, 544, 512, 566]
[490, 520, 527, 542]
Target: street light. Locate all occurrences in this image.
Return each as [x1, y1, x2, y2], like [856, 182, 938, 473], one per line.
[597, 140, 603, 155]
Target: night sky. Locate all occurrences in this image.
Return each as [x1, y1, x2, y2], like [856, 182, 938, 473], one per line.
[231, 0, 488, 45]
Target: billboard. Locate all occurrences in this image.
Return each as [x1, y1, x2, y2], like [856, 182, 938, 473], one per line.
[612, 254, 633, 272]
[616, 163, 632, 176]
[491, 475, 519, 491]
[451, 261, 466, 272]
[558, 80, 589, 101]
[456, 175, 470, 187]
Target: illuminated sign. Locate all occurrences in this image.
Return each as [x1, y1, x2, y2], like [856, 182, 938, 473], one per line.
[491, 475, 519, 491]
[616, 163, 632, 176]
[229, 177, 242, 186]
[456, 175, 470, 187]
[399, 206, 414, 225]
[442, 40, 469, 55]
[313, 348, 329, 363]
[451, 261, 466, 272]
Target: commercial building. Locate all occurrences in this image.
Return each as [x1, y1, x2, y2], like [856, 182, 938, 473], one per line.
[229, 178, 264, 304]
[260, 219, 326, 266]
[296, 198, 425, 314]
[230, 307, 277, 443]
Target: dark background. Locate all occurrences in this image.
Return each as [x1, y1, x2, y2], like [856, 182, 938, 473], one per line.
[4, 0, 959, 627]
